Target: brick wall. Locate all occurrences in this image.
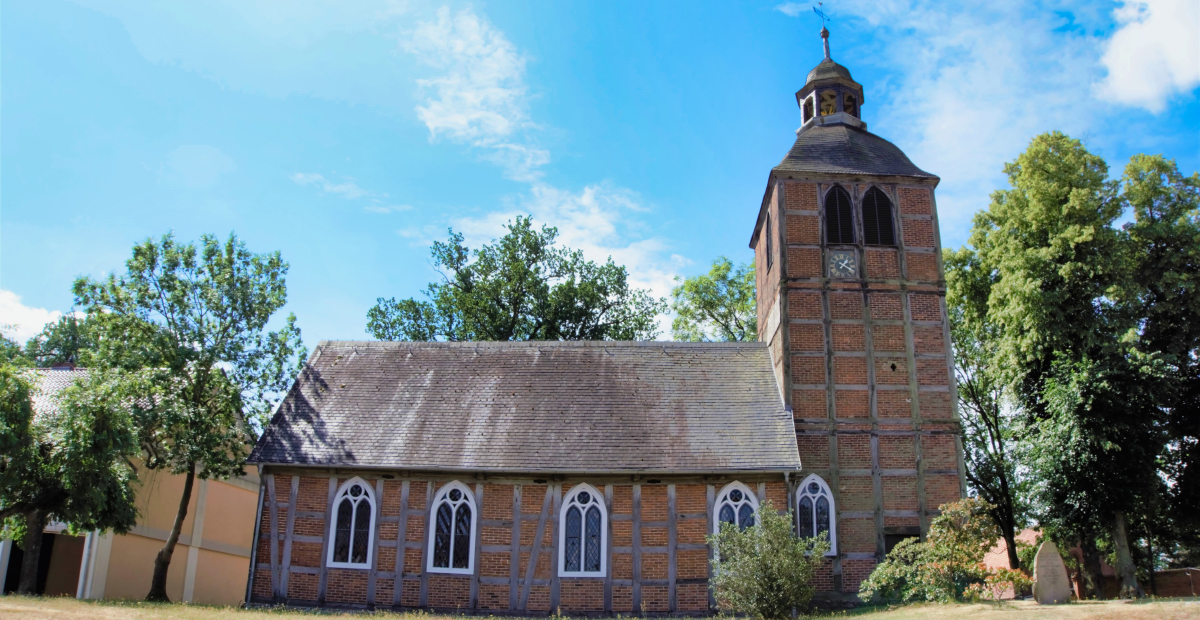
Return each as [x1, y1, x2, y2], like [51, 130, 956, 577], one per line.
[755, 178, 963, 602]
[250, 474, 800, 613]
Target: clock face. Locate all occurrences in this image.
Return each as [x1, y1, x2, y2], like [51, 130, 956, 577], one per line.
[829, 251, 858, 278]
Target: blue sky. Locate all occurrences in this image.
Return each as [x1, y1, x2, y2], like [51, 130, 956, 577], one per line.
[2, 0, 1198, 346]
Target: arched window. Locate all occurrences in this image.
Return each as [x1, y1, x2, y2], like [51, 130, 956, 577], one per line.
[713, 482, 759, 533]
[803, 96, 814, 122]
[427, 481, 476, 574]
[326, 477, 376, 568]
[796, 474, 837, 555]
[843, 93, 858, 117]
[825, 185, 855, 245]
[559, 484, 607, 576]
[819, 91, 837, 116]
[862, 187, 896, 246]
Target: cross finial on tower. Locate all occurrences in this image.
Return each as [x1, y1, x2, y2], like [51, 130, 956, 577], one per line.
[813, 5, 832, 60]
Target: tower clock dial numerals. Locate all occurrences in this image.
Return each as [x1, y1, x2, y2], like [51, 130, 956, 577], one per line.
[828, 251, 858, 278]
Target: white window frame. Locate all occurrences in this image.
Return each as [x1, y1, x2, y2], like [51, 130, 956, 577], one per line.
[325, 477, 377, 570]
[426, 480, 478, 575]
[796, 474, 837, 556]
[712, 481, 760, 534]
[558, 483, 608, 577]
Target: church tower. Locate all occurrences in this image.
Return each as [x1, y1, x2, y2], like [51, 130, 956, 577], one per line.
[749, 29, 965, 599]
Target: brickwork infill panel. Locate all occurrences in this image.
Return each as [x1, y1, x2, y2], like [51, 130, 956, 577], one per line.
[785, 182, 819, 211]
[788, 247, 822, 278]
[871, 325, 906, 352]
[909, 294, 943, 321]
[869, 293, 903, 320]
[837, 477, 874, 512]
[902, 218, 936, 248]
[790, 323, 825, 351]
[830, 292, 864, 319]
[879, 435, 917, 469]
[833, 357, 868, 385]
[919, 391, 954, 420]
[874, 357, 909, 385]
[835, 390, 869, 418]
[794, 389, 827, 418]
[789, 291, 824, 319]
[837, 435, 871, 469]
[877, 389, 912, 418]
[907, 252, 941, 282]
[913, 325, 946, 354]
[797, 435, 831, 469]
[839, 518, 877, 553]
[792, 356, 827, 384]
[924, 434, 960, 470]
[787, 214, 821, 245]
[917, 357, 950, 386]
[865, 248, 900, 279]
[898, 187, 933, 215]
[832, 324, 865, 351]
[926, 474, 963, 510]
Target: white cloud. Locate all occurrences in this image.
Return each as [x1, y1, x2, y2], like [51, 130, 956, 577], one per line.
[774, 3, 806, 17]
[0, 290, 62, 343]
[1094, 0, 1200, 113]
[164, 145, 235, 188]
[404, 6, 549, 182]
[401, 6, 678, 336]
[365, 203, 414, 214]
[290, 172, 376, 199]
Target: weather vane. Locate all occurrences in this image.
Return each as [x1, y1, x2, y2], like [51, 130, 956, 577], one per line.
[813, 3, 831, 25]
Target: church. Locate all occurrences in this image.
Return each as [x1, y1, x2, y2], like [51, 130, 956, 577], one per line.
[246, 30, 963, 612]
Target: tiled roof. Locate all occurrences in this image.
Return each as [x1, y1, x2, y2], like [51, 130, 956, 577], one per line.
[805, 59, 854, 85]
[29, 368, 89, 419]
[250, 341, 800, 474]
[775, 124, 938, 180]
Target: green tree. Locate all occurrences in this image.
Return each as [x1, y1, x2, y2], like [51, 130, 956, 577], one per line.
[367, 216, 664, 341]
[858, 498, 999, 603]
[0, 366, 140, 594]
[708, 500, 827, 619]
[1118, 155, 1200, 551]
[0, 333, 27, 366]
[670, 257, 756, 342]
[945, 246, 1029, 570]
[73, 232, 307, 602]
[24, 314, 98, 368]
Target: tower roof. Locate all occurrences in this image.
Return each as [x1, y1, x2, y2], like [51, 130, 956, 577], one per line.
[806, 58, 853, 85]
[776, 123, 937, 180]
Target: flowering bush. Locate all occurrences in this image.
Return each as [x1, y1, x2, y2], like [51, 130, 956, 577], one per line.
[858, 498, 1004, 603]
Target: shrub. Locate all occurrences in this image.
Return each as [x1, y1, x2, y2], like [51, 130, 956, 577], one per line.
[708, 500, 829, 619]
[858, 498, 999, 603]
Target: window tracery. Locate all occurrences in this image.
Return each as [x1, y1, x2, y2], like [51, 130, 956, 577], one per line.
[327, 477, 376, 568]
[713, 481, 759, 533]
[559, 484, 607, 576]
[796, 474, 837, 555]
[428, 481, 476, 574]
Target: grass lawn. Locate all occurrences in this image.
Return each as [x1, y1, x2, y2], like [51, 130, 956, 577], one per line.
[0, 597, 1196, 620]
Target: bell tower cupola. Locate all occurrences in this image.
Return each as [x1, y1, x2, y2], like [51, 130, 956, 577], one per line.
[795, 28, 866, 131]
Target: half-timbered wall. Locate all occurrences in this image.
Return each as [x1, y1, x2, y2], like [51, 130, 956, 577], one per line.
[753, 179, 966, 598]
[249, 472, 789, 613]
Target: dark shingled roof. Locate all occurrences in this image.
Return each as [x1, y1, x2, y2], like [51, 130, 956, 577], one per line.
[806, 59, 853, 85]
[775, 124, 938, 180]
[250, 341, 800, 474]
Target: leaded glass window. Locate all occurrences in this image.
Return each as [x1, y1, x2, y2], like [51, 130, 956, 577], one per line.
[796, 474, 837, 555]
[428, 482, 477, 574]
[713, 482, 759, 534]
[327, 478, 376, 568]
[559, 484, 607, 576]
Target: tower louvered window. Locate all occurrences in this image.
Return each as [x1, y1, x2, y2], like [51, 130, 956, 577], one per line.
[428, 482, 476, 574]
[825, 185, 854, 245]
[327, 477, 376, 568]
[862, 187, 896, 246]
[765, 217, 773, 270]
[559, 484, 607, 576]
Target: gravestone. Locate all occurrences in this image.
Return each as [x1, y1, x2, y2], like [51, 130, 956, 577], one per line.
[1032, 540, 1072, 604]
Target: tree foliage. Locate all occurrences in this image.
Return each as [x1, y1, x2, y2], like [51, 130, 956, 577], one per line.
[73, 231, 307, 601]
[945, 133, 1198, 598]
[858, 498, 999, 603]
[670, 257, 756, 342]
[0, 366, 139, 593]
[24, 314, 100, 368]
[708, 500, 827, 619]
[367, 216, 664, 342]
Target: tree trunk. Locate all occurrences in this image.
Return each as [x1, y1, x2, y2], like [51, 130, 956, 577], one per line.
[1112, 511, 1145, 599]
[1080, 537, 1107, 600]
[17, 509, 47, 595]
[145, 464, 195, 602]
[1002, 528, 1020, 570]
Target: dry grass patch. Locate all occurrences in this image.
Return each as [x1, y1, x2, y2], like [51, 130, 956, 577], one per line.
[0, 597, 1196, 620]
